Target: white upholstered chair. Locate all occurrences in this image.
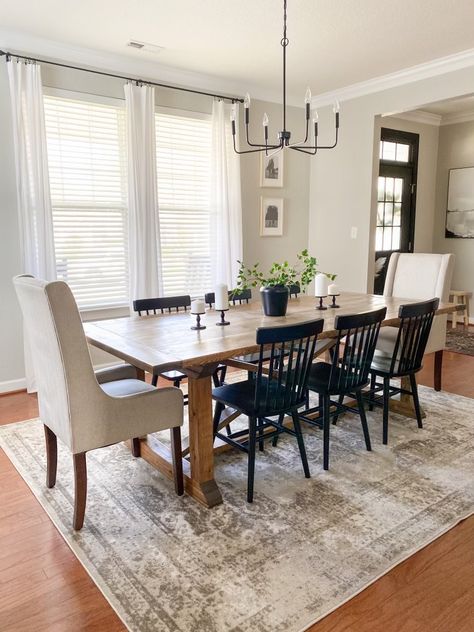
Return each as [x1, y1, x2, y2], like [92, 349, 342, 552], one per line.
[13, 275, 184, 530]
[378, 253, 455, 390]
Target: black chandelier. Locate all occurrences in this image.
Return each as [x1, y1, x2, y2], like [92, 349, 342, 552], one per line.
[231, 0, 340, 156]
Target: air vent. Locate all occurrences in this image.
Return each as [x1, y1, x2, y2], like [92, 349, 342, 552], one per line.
[127, 40, 164, 54]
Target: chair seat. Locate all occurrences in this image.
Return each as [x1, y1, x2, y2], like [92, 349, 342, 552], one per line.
[100, 378, 156, 397]
[307, 361, 369, 395]
[370, 352, 395, 376]
[213, 378, 300, 416]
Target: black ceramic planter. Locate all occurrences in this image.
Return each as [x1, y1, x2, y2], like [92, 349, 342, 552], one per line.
[260, 285, 289, 316]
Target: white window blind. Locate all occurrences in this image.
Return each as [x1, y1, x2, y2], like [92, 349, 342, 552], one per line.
[43, 94, 128, 309]
[155, 110, 212, 297]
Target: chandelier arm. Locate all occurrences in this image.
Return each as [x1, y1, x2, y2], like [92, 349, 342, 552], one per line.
[289, 146, 318, 155]
[244, 124, 277, 148]
[315, 127, 339, 150]
[233, 135, 281, 154]
[287, 118, 309, 148]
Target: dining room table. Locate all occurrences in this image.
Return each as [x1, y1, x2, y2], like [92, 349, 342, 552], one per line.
[84, 292, 462, 508]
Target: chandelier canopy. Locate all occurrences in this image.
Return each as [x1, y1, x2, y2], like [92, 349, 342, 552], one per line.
[231, 0, 340, 156]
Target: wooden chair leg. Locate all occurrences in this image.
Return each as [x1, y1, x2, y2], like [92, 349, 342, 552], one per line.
[73, 452, 87, 531]
[247, 416, 257, 503]
[434, 350, 443, 392]
[382, 377, 390, 445]
[409, 373, 423, 429]
[322, 394, 330, 470]
[291, 411, 310, 478]
[170, 426, 184, 496]
[356, 390, 372, 451]
[131, 437, 141, 457]
[44, 425, 57, 488]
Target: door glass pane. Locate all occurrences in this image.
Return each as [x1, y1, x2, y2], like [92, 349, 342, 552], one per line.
[383, 229, 392, 250]
[393, 203, 401, 225]
[381, 141, 396, 160]
[394, 178, 403, 201]
[377, 203, 384, 224]
[377, 179, 385, 201]
[395, 143, 409, 162]
[384, 177, 394, 201]
[376, 227, 383, 250]
[384, 204, 393, 225]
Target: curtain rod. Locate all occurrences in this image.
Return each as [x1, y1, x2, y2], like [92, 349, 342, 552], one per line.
[0, 49, 244, 103]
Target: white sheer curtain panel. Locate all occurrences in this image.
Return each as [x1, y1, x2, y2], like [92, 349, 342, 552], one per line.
[124, 82, 162, 306]
[210, 100, 243, 288]
[7, 59, 57, 392]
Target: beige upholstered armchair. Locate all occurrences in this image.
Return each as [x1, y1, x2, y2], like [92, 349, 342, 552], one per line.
[378, 253, 455, 391]
[13, 275, 184, 530]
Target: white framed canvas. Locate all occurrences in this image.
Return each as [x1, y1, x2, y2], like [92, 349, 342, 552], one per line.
[260, 152, 284, 187]
[260, 197, 284, 236]
[446, 166, 474, 238]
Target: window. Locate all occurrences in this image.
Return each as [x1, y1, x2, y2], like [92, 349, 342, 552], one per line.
[155, 110, 212, 297]
[44, 94, 128, 309]
[379, 140, 410, 162]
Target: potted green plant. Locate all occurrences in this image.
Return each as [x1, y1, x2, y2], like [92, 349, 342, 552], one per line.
[233, 249, 336, 316]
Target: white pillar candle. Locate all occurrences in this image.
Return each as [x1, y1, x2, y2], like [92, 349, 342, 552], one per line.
[214, 284, 229, 311]
[190, 299, 206, 314]
[314, 273, 329, 297]
[328, 283, 339, 295]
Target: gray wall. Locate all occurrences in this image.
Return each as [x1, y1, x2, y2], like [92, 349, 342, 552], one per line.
[309, 65, 474, 294]
[433, 120, 474, 319]
[0, 62, 309, 390]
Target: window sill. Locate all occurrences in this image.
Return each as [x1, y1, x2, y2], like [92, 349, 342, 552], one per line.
[81, 305, 131, 323]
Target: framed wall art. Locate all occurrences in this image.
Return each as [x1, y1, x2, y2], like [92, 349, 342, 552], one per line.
[260, 197, 284, 236]
[260, 151, 284, 187]
[445, 166, 474, 238]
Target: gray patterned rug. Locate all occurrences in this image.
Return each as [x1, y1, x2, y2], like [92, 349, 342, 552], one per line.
[1, 386, 474, 632]
[446, 327, 474, 356]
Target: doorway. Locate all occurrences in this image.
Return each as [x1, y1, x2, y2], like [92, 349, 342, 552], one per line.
[374, 128, 419, 294]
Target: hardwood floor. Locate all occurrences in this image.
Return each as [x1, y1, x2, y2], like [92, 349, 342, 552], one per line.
[0, 349, 473, 631]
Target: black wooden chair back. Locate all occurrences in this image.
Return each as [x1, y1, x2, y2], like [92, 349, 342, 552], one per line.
[329, 307, 386, 392]
[289, 284, 300, 298]
[205, 289, 251, 308]
[389, 298, 439, 376]
[133, 295, 191, 316]
[254, 319, 324, 414]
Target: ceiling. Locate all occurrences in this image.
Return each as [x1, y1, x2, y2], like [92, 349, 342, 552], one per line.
[1, 0, 474, 101]
[420, 94, 474, 116]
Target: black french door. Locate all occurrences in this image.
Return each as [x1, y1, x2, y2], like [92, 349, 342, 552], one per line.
[374, 128, 419, 294]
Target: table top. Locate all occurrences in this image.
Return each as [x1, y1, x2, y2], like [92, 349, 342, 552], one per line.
[84, 292, 456, 374]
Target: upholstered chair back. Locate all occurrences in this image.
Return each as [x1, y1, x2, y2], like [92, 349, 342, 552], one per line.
[383, 253, 455, 354]
[13, 275, 101, 452]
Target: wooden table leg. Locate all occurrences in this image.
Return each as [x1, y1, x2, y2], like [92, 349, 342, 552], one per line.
[186, 373, 223, 507]
[389, 376, 426, 420]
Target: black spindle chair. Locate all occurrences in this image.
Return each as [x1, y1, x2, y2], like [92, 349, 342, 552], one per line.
[133, 295, 225, 402]
[289, 283, 301, 299]
[204, 288, 252, 309]
[298, 307, 386, 470]
[368, 298, 439, 444]
[212, 318, 324, 502]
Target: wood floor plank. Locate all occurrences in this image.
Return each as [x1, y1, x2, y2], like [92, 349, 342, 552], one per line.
[0, 345, 473, 631]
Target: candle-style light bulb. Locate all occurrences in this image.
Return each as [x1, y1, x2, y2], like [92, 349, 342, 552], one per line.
[304, 87, 312, 104]
[244, 93, 251, 109]
[230, 104, 236, 122]
[333, 99, 340, 114]
[313, 110, 319, 138]
[262, 113, 269, 127]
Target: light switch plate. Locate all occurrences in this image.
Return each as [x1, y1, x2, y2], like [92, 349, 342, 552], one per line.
[350, 226, 358, 239]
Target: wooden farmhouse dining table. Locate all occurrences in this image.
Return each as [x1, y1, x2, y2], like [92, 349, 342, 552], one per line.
[84, 292, 461, 508]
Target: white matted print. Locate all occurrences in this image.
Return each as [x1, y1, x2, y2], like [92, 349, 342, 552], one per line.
[261, 152, 284, 187]
[260, 197, 284, 236]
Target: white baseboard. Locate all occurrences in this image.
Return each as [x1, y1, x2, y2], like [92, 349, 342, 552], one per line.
[0, 361, 125, 395]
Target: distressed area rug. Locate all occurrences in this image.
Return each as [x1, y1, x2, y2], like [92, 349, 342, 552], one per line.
[446, 327, 474, 356]
[1, 386, 474, 632]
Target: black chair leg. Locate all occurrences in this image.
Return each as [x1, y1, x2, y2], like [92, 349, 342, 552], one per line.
[213, 401, 225, 436]
[434, 349, 443, 392]
[409, 373, 423, 429]
[382, 377, 390, 445]
[151, 373, 158, 387]
[247, 416, 257, 503]
[368, 372, 376, 411]
[356, 390, 371, 451]
[332, 393, 344, 425]
[258, 417, 265, 452]
[291, 411, 310, 478]
[322, 394, 330, 470]
[272, 413, 285, 447]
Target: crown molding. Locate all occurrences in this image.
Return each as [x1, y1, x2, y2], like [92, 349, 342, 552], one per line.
[0, 27, 298, 106]
[311, 47, 474, 108]
[384, 109, 442, 126]
[440, 110, 474, 126]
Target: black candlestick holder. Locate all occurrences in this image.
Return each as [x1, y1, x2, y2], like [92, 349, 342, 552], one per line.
[190, 313, 206, 330]
[316, 296, 327, 310]
[216, 309, 230, 326]
[328, 294, 340, 308]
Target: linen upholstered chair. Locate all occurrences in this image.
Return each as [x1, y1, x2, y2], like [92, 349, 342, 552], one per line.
[298, 308, 386, 470]
[14, 276, 184, 530]
[369, 298, 439, 444]
[212, 318, 324, 502]
[379, 253, 454, 391]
